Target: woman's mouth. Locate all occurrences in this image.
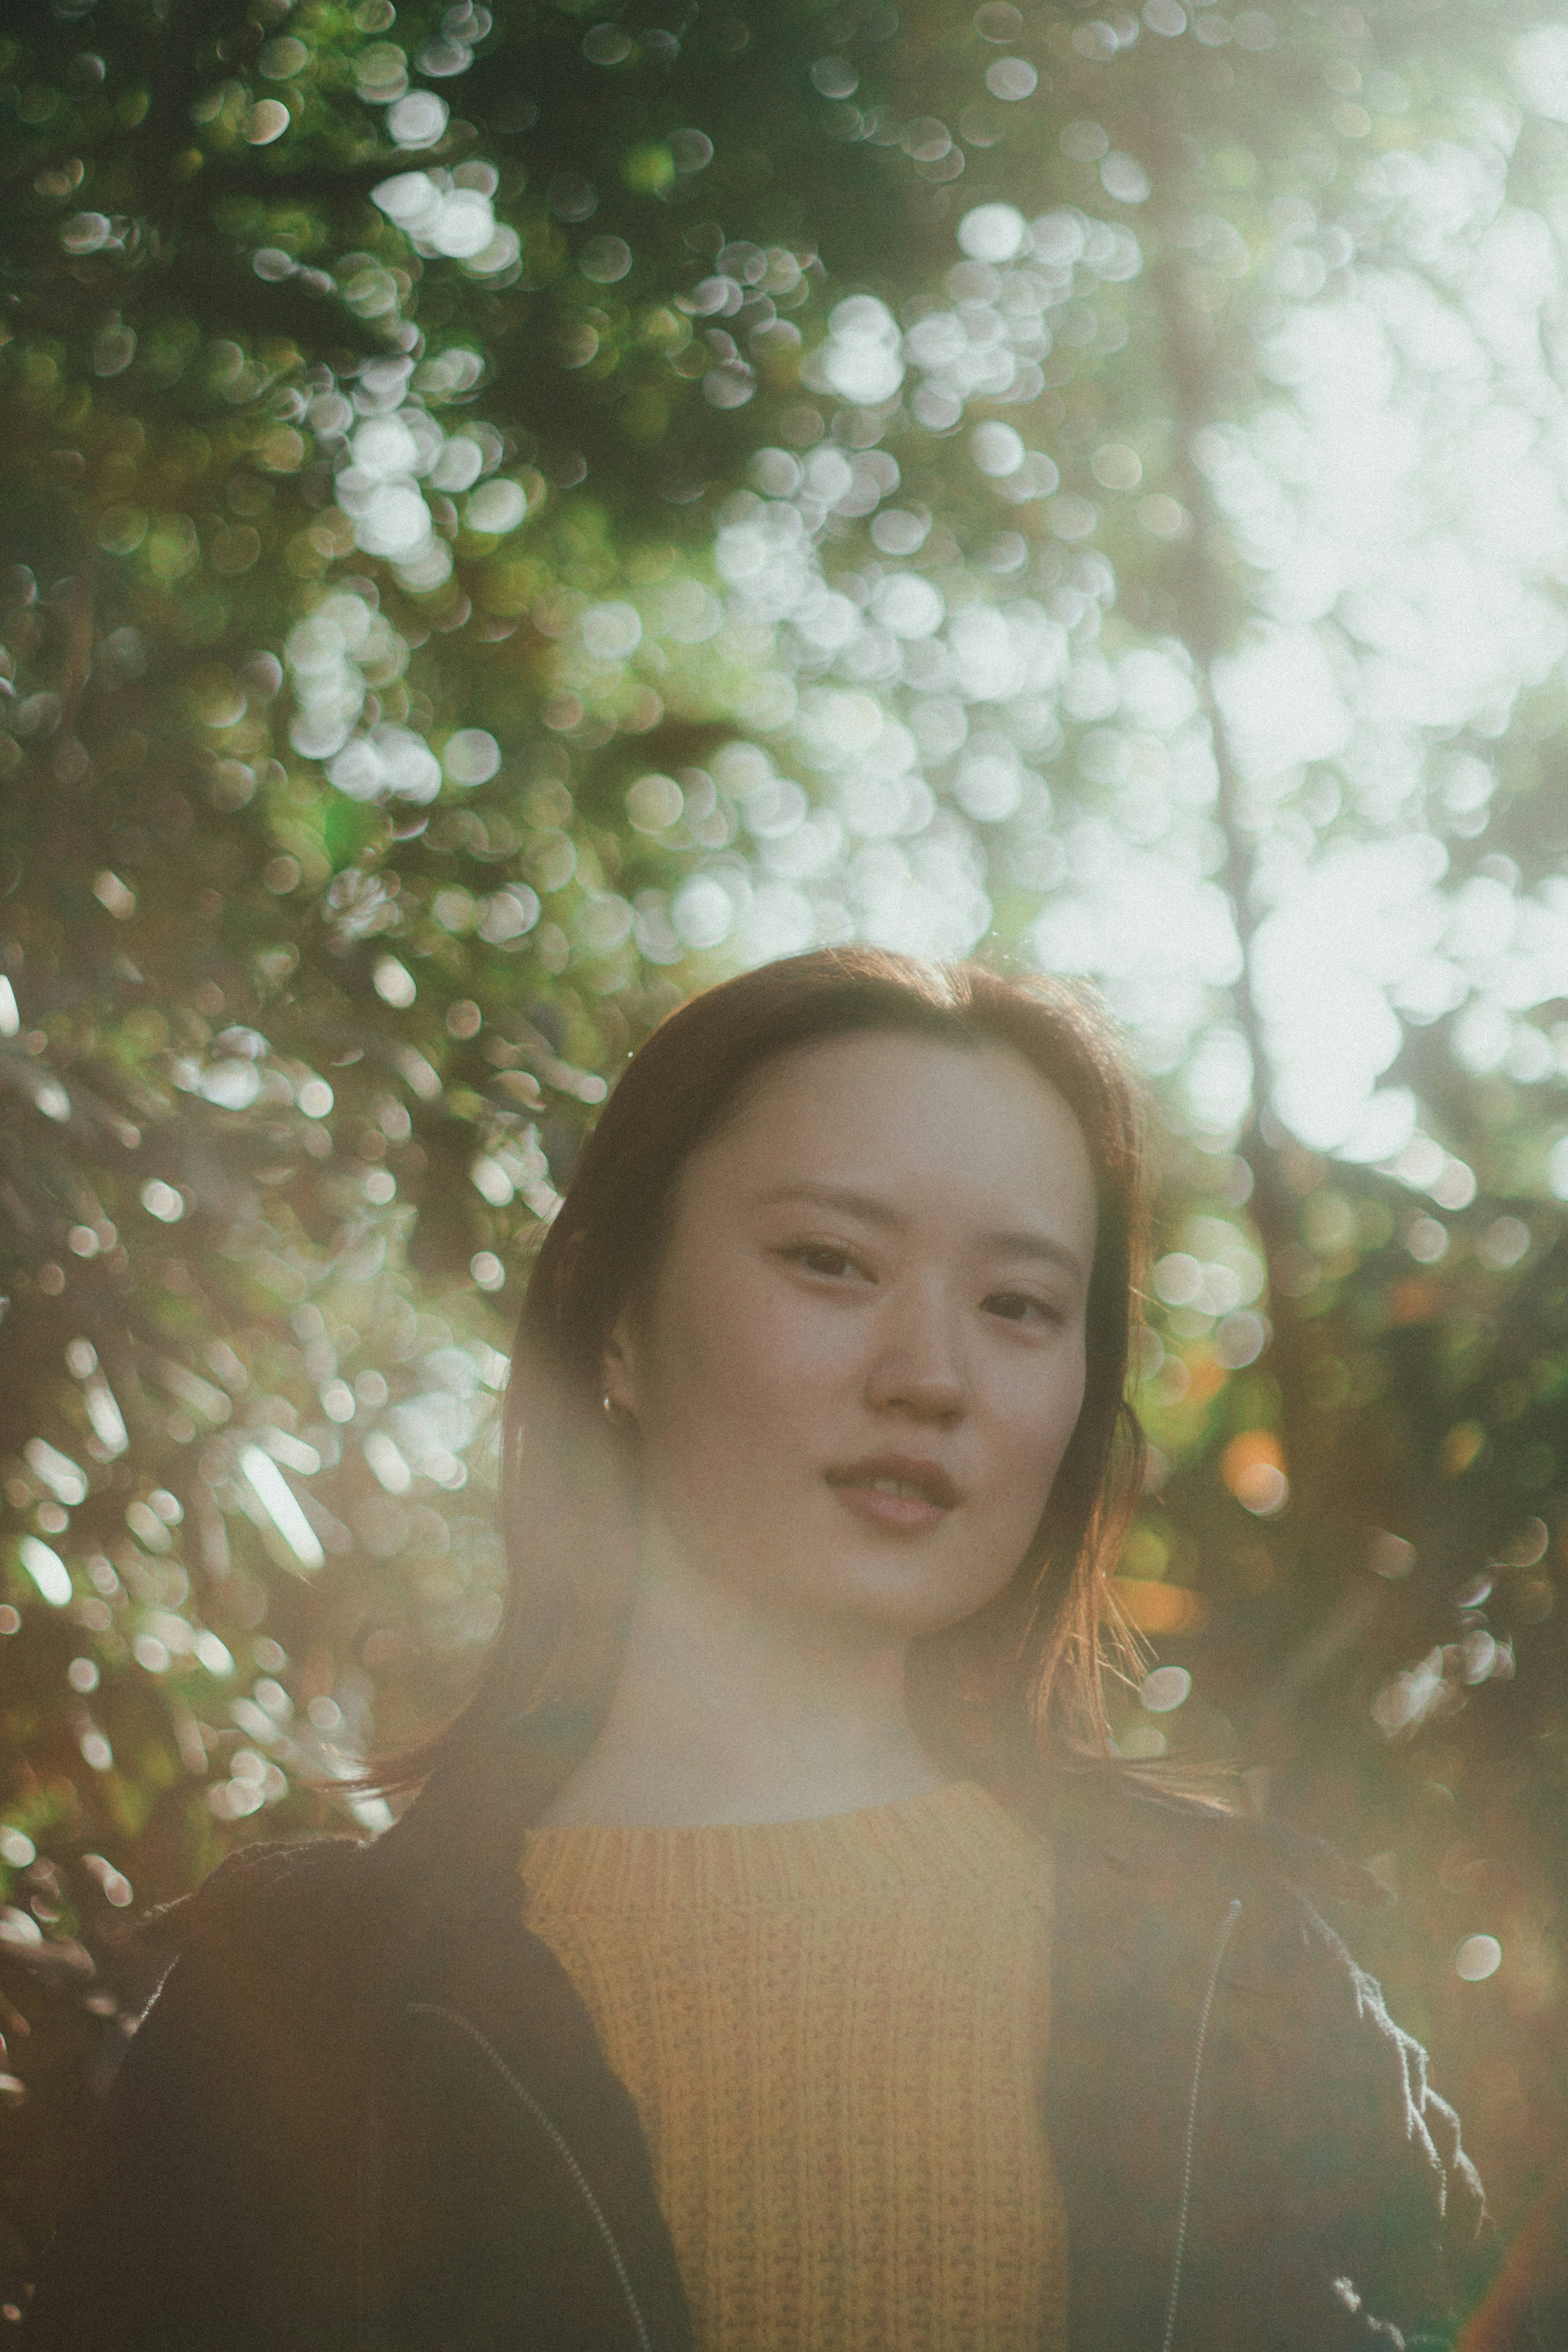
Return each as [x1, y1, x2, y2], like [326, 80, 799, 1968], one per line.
[824, 1456, 961, 1535]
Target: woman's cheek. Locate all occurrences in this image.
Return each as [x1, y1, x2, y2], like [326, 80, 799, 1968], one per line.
[1005, 1351, 1085, 1496]
[743, 1278, 862, 1389]
[673, 1282, 835, 1451]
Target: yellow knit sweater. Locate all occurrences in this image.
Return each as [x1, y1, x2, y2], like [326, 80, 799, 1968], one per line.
[520, 1780, 1067, 2352]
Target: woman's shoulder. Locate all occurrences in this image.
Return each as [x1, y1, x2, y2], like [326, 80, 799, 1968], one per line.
[1047, 1761, 1391, 1917]
[1039, 1763, 1404, 2041]
[140, 1833, 371, 1973]
[136, 1792, 547, 2029]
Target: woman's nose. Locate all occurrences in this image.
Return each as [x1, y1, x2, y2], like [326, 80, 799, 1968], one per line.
[864, 1284, 968, 1424]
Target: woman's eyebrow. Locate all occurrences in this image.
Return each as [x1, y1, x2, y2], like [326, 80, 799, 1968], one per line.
[748, 1180, 902, 1228]
[747, 1182, 1086, 1281]
[985, 1228, 1086, 1281]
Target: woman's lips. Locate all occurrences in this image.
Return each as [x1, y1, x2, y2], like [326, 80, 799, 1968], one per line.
[831, 1482, 950, 1534]
[824, 1457, 961, 1536]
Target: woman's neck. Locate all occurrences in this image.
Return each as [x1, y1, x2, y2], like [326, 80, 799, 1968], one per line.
[537, 1557, 950, 1828]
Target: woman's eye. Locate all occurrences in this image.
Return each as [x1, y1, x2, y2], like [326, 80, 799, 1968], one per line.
[984, 1291, 1056, 1326]
[784, 1243, 860, 1280]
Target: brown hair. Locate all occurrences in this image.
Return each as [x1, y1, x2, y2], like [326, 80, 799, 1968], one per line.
[383, 947, 1148, 1838]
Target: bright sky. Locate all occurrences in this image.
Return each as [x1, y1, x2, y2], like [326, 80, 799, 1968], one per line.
[703, 46, 1568, 1197]
[318, 37, 1568, 1204]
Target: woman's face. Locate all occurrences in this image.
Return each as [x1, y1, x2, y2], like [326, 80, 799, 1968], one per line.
[605, 1030, 1099, 1641]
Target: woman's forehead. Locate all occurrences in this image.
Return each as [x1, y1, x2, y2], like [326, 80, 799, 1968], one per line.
[684, 1030, 1097, 1237]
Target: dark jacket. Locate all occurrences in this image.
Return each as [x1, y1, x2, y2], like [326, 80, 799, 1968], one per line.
[25, 1771, 1487, 2351]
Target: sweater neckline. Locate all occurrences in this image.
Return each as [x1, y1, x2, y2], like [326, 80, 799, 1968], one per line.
[520, 1778, 1048, 1913]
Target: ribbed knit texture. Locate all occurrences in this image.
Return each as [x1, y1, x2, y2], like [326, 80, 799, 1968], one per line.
[520, 1779, 1067, 2352]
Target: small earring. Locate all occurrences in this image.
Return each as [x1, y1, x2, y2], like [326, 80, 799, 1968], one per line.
[602, 1391, 632, 1430]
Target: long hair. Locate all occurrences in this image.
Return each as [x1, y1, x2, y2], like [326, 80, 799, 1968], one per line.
[376, 948, 1149, 1847]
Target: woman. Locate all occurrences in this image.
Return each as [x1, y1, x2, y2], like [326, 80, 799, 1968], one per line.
[29, 948, 1483, 2351]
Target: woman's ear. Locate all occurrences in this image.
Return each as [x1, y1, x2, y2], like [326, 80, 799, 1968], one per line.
[601, 1311, 639, 1420]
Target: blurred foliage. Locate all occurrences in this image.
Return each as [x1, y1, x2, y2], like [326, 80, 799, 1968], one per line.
[2, 0, 1568, 2326]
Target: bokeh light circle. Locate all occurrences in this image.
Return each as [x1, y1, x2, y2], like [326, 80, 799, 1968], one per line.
[1141, 1665, 1193, 1714]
